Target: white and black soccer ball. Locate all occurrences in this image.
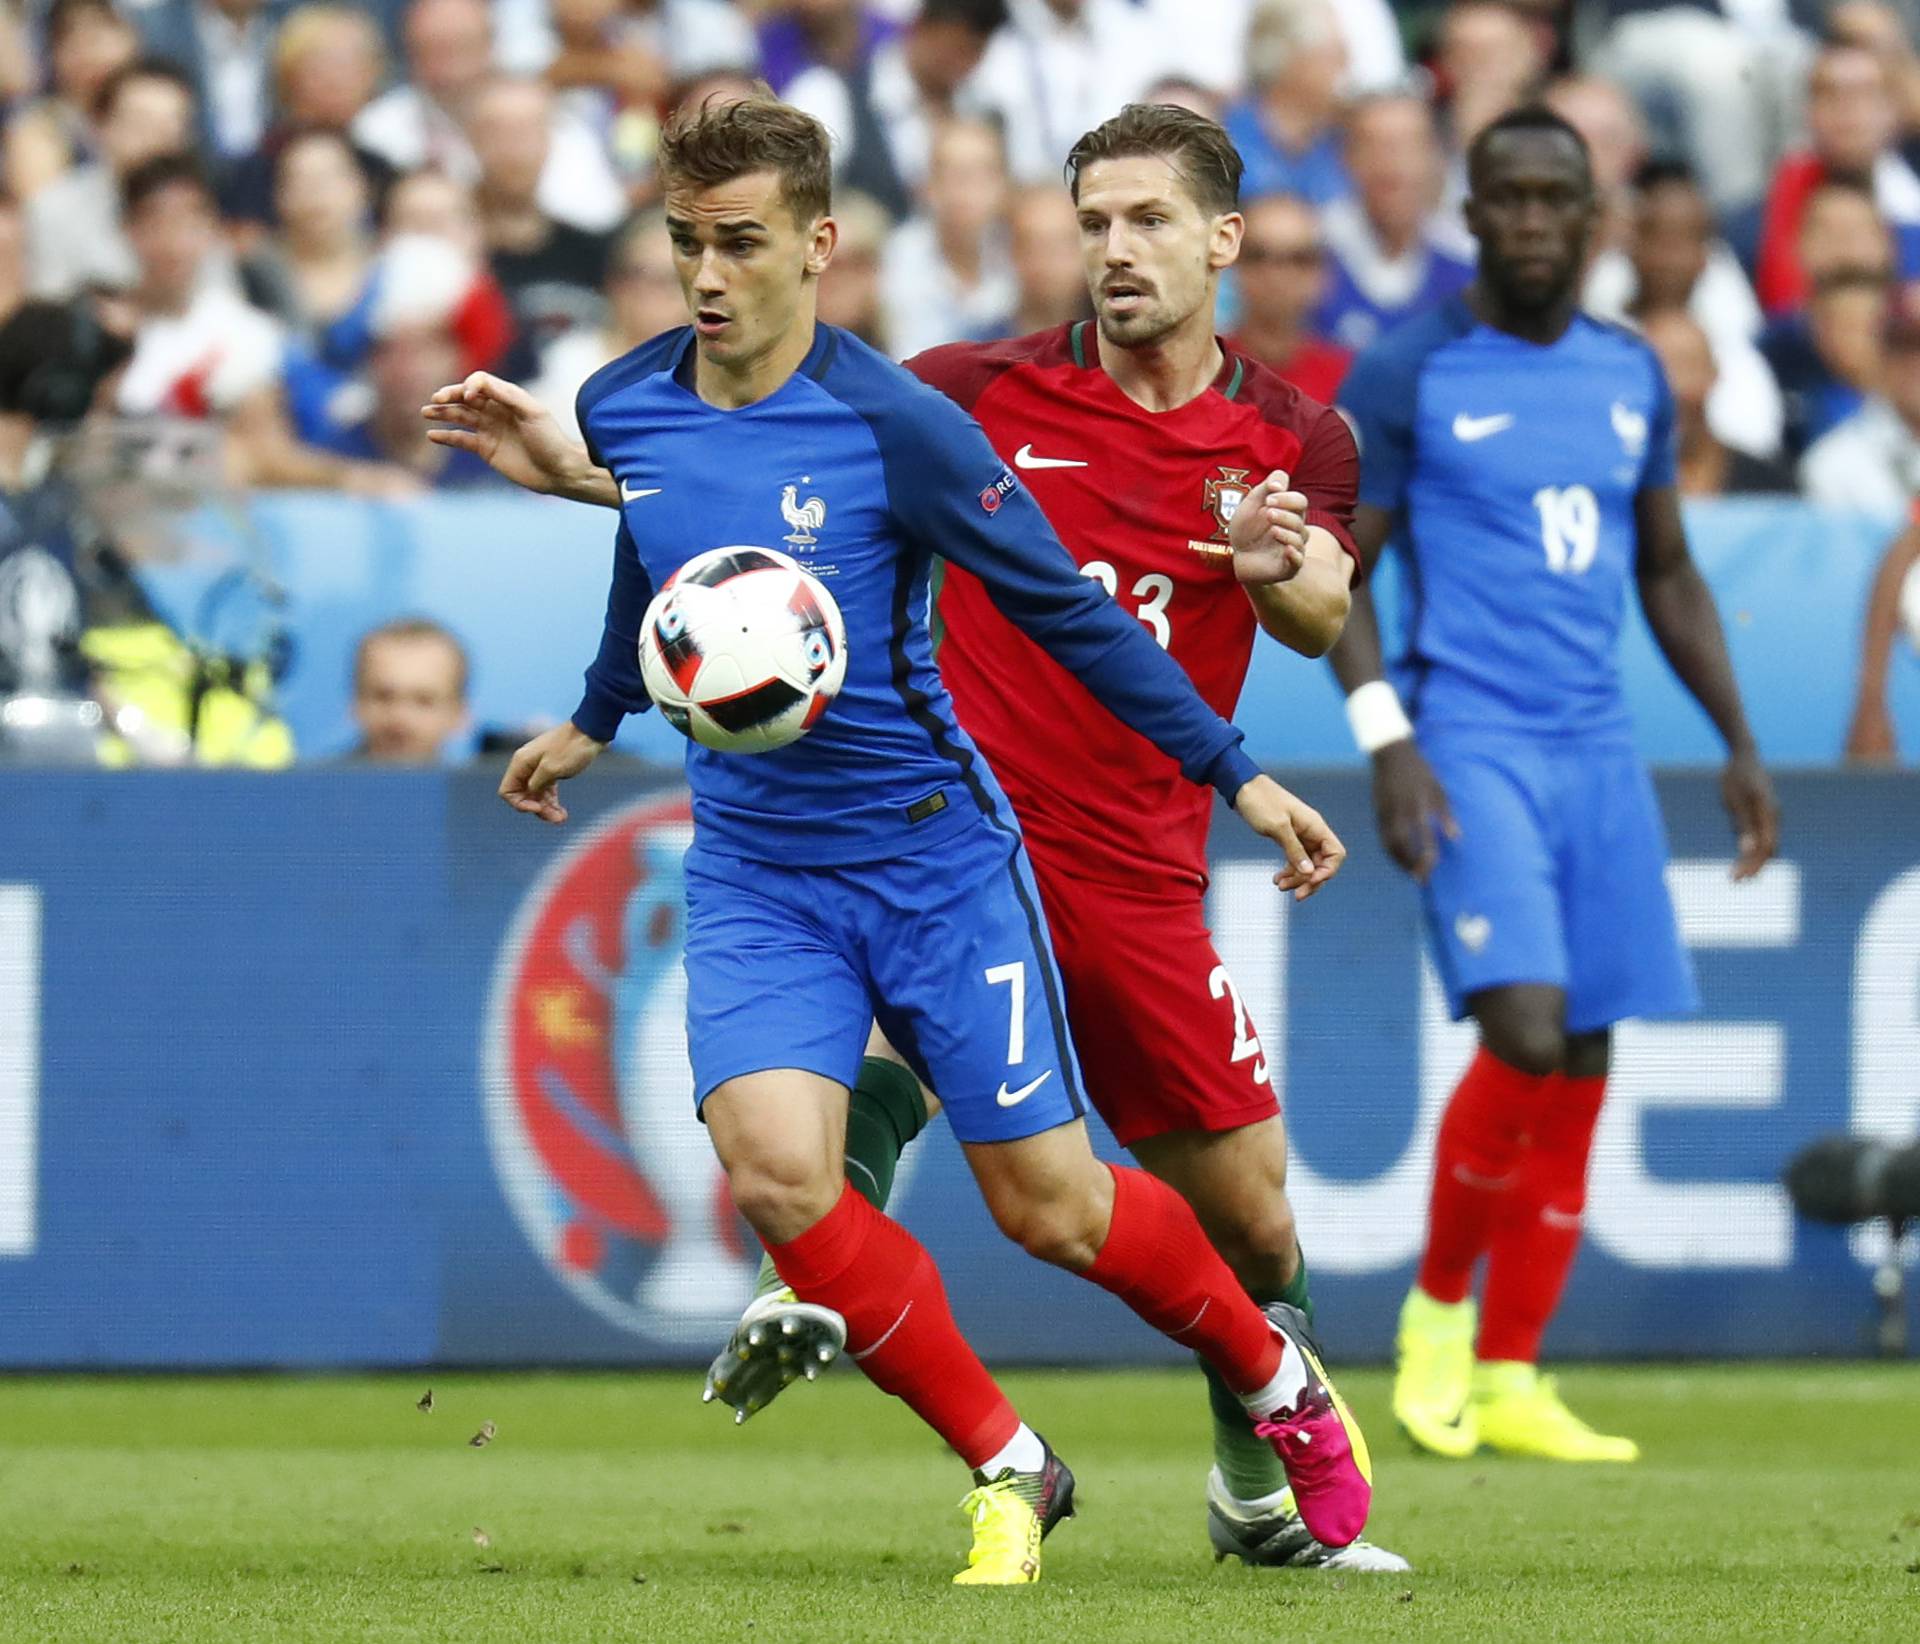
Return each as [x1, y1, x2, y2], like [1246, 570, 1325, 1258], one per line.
[639, 545, 848, 753]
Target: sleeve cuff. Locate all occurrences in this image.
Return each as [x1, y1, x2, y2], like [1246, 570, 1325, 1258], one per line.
[1205, 742, 1261, 804]
[571, 687, 625, 744]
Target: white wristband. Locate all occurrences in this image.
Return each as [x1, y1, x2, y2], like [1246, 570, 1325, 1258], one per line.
[1345, 679, 1414, 755]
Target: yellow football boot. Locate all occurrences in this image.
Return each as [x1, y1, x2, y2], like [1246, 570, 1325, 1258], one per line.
[1392, 1288, 1480, 1458]
[1471, 1360, 1640, 1462]
[951, 1441, 1075, 1585]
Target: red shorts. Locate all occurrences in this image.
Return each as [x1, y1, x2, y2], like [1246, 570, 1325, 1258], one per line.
[1026, 845, 1281, 1148]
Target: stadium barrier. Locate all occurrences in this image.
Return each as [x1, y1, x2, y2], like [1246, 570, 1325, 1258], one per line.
[0, 768, 1912, 1369]
[135, 493, 1920, 767]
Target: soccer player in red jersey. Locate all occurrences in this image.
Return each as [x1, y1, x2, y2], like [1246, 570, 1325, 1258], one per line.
[710, 103, 1409, 1573]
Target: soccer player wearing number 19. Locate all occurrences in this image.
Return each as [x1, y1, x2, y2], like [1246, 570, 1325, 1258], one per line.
[1330, 107, 1780, 1463]
[433, 96, 1371, 1584]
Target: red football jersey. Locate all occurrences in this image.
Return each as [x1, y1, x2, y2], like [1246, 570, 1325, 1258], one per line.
[910, 320, 1359, 892]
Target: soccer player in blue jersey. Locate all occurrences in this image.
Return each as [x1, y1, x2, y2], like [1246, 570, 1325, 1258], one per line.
[1331, 106, 1779, 1464]
[425, 94, 1374, 1581]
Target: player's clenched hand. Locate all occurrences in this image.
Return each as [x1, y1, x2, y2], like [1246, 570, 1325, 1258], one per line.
[1721, 747, 1778, 881]
[1232, 773, 1346, 900]
[499, 723, 605, 825]
[422, 372, 618, 505]
[1371, 738, 1458, 882]
[1228, 467, 1311, 587]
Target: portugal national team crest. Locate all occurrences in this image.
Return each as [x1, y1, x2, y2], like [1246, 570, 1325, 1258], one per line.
[1194, 466, 1251, 558]
[482, 794, 908, 1344]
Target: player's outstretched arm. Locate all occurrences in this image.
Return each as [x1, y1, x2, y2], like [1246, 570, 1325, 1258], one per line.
[1633, 486, 1778, 879]
[499, 723, 605, 825]
[422, 372, 620, 507]
[1844, 519, 1920, 764]
[1327, 503, 1456, 882]
[1229, 468, 1354, 657]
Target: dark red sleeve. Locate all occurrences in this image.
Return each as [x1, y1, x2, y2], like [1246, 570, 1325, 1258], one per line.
[903, 341, 1009, 413]
[1293, 401, 1362, 576]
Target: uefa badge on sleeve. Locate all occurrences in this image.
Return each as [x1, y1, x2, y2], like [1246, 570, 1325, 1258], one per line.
[979, 468, 1017, 515]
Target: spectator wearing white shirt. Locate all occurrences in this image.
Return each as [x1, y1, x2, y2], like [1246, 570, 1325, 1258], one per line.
[353, 0, 627, 235]
[1138, 0, 1404, 101]
[1801, 289, 1920, 520]
[787, 0, 1005, 221]
[961, 0, 1160, 185]
[880, 114, 1014, 358]
[1586, 161, 1783, 459]
[114, 152, 412, 494]
[815, 190, 892, 352]
[27, 57, 197, 300]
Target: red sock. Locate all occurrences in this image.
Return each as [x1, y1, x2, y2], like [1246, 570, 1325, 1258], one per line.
[1479, 1072, 1607, 1362]
[765, 1184, 1017, 1469]
[1082, 1164, 1283, 1395]
[1416, 1048, 1556, 1304]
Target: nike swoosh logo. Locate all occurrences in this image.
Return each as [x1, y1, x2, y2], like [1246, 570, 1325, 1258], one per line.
[621, 481, 663, 500]
[1014, 443, 1087, 470]
[1451, 412, 1514, 443]
[995, 1070, 1052, 1107]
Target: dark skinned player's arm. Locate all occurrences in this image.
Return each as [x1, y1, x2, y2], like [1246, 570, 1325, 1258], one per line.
[1324, 503, 1458, 880]
[1843, 518, 1920, 764]
[1632, 485, 1778, 877]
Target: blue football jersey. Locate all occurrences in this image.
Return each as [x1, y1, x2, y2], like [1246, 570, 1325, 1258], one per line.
[570, 324, 1259, 864]
[1338, 298, 1677, 739]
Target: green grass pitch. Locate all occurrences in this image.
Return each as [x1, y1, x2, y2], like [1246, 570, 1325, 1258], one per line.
[0, 1365, 1912, 1642]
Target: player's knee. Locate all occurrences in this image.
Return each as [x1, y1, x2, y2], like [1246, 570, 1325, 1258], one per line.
[1214, 1198, 1299, 1294]
[724, 1157, 843, 1246]
[987, 1189, 1106, 1272]
[1483, 1018, 1566, 1079]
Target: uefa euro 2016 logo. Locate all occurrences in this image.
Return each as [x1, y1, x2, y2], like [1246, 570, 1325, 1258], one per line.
[482, 794, 753, 1346]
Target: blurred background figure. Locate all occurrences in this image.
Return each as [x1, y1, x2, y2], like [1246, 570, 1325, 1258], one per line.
[1544, 72, 1649, 255]
[1433, 0, 1550, 158]
[1753, 39, 1920, 316]
[1225, 192, 1348, 402]
[246, 128, 376, 350]
[4, 0, 138, 203]
[1223, 0, 1351, 208]
[220, 4, 393, 237]
[1800, 286, 1920, 520]
[812, 189, 891, 351]
[1589, 160, 1782, 461]
[1590, 0, 1814, 216]
[468, 75, 612, 357]
[134, 0, 297, 168]
[344, 615, 470, 763]
[532, 206, 693, 434]
[1760, 180, 1897, 457]
[757, 0, 895, 97]
[961, 0, 1160, 184]
[880, 112, 1011, 359]
[353, 0, 626, 234]
[26, 57, 197, 300]
[985, 182, 1087, 340]
[1640, 307, 1794, 497]
[1843, 509, 1920, 763]
[113, 153, 412, 495]
[786, 0, 1005, 220]
[1316, 92, 1473, 353]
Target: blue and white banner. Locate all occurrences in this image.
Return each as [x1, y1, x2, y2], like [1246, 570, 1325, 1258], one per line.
[0, 770, 1911, 1367]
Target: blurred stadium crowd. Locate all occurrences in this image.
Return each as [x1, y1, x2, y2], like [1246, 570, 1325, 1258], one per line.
[3, 0, 1920, 764]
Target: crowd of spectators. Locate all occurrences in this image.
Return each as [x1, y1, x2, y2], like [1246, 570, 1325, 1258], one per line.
[1, 0, 1919, 762]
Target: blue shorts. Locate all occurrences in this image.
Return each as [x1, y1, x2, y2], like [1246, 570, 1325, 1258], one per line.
[1420, 732, 1697, 1034]
[682, 821, 1086, 1144]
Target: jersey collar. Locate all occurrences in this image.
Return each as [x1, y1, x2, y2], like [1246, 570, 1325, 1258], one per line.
[668, 322, 841, 399]
[1068, 319, 1246, 401]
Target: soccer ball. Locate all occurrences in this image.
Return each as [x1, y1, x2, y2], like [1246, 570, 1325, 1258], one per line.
[639, 545, 848, 753]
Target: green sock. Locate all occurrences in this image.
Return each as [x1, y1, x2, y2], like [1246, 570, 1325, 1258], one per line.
[1200, 1250, 1315, 1503]
[750, 1055, 929, 1301]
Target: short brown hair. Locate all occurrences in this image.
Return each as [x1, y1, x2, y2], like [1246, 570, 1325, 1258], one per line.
[1065, 103, 1244, 216]
[354, 618, 469, 699]
[658, 93, 832, 227]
